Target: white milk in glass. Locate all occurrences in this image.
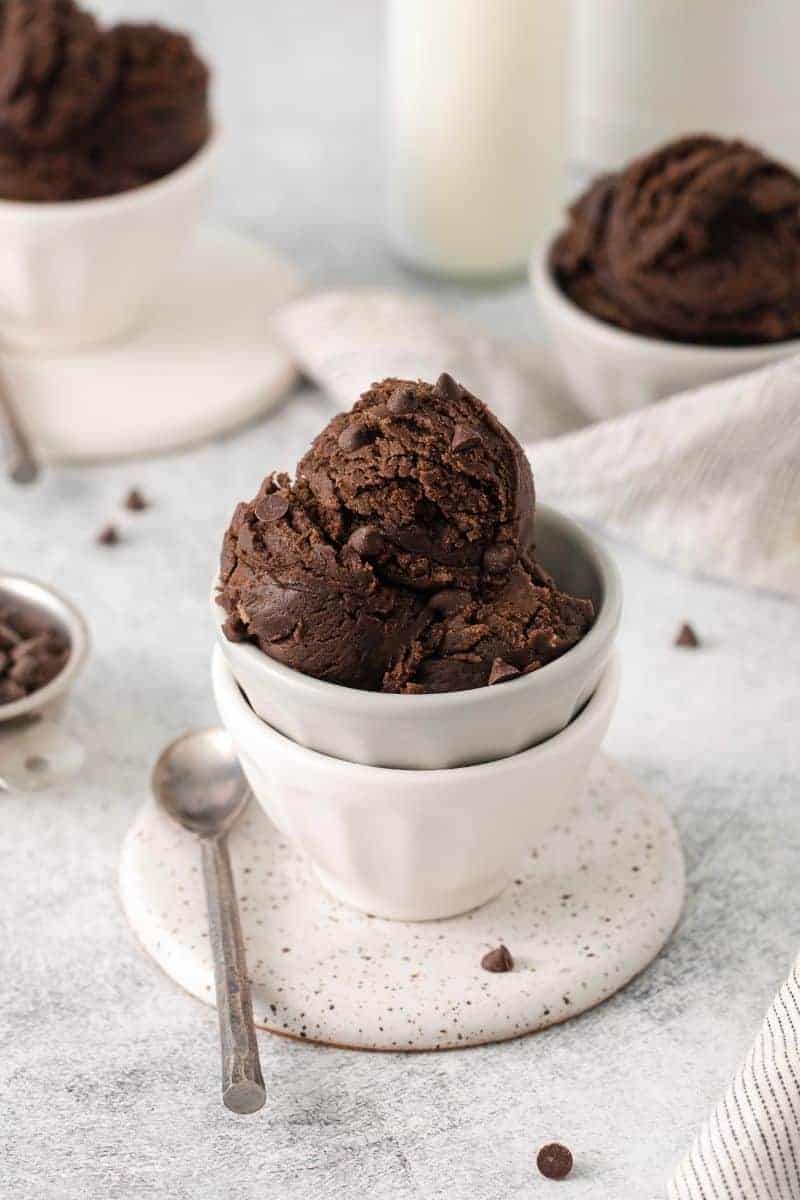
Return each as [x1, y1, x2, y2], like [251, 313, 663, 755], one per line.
[569, 0, 800, 189]
[386, 0, 568, 279]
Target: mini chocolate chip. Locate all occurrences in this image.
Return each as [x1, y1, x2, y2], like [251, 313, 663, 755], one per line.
[675, 622, 700, 648]
[451, 423, 481, 452]
[124, 488, 148, 511]
[338, 422, 372, 452]
[11, 634, 49, 662]
[348, 525, 385, 558]
[222, 614, 248, 642]
[97, 524, 120, 546]
[488, 658, 521, 685]
[9, 655, 39, 687]
[388, 386, 419, 415]
[0, 678, 25, 703]
[481, 945, 514, 973]
[537, 1144, 573, 1181]
[257, 614, 297, 643]
[255, 493, 289, 523]
[0, 622, 21, 649]
[434, 371, 460, 400]
[483, 543, 515, 573]
[428, 589, 470, 614]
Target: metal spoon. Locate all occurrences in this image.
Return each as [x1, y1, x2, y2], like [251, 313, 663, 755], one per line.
[0, 365, 38, 483]
[152, 727, 266, 1115]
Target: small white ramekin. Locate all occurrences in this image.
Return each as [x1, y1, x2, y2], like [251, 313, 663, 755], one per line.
[0, 572, 89, 724]
[0, 135, 216, 352]
[213, 645, 620, 920]
[530, 244, 798, 420]
[212, 504, 622, 770]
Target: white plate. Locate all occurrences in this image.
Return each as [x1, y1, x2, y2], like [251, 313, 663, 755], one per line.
[7, 226, 302, 462]
[119, 754, 684, 1051]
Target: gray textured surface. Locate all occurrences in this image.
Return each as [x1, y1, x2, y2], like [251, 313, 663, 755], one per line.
[2, 2, 800, 1197]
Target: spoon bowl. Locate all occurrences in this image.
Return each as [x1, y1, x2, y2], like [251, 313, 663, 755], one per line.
[152, 727, 249, 838]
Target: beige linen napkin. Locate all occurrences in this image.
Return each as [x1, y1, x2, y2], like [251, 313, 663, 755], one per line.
[274, 287, 800, 599]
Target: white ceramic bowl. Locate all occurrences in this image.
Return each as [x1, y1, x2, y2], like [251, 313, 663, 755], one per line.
[213, 645, 620, 920]
[212, 504, 622, 770]
[530, 244, 798, 420]
[0, 136, 216, 352]
[0, 572, 89, 724]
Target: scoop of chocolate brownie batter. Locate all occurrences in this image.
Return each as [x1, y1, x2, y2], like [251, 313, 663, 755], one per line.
[0, 0, 118, 148]
[218, 377, 594, 695]
[298, 373, 535, 593]
[552, 135, 800, 345]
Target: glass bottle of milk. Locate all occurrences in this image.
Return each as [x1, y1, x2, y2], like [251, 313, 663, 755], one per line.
[568, 0, 800, 190]
[386, 0, 569, 280]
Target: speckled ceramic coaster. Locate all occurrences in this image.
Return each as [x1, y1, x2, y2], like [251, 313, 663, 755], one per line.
[10, 227, 301, 463]
[119, 754, 684, 1051]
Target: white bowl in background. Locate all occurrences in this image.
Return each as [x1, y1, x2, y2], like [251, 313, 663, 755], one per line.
[212, 646, 620, 921]
[530, 244, 798, 420]
[0, 135, 216, 352]
[212, 504, 622, 770]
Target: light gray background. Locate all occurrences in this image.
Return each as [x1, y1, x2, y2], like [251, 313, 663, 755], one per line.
[2, 3, 799, 1198]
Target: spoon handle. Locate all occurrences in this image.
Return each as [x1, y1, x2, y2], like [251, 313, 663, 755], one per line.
[201, 835, 266, 1114]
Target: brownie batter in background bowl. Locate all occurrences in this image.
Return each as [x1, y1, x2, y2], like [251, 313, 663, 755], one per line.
[532, 133, 800, 419]
[0, 0, 214, 351]
[0, 0, 210, 203]
[553, 135, 800, 346]
[214, 374, 621, 768]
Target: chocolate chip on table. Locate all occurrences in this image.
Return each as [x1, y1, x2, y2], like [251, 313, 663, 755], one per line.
[337, 422, 372, 452]
[481, 945, 514, 973]
[537, 1143, 574, 1181]
[388, 385, 419, 415]
[451, 423, 481, 453]
[348, 525, 385, 558]
[255, 493, 289, 523]
[123, 488, 148, 511]
[483, 543, 515, 574]
[97, 523, 120, 546]
[675, 622, 700, 648]
[488, 658, 520, 685]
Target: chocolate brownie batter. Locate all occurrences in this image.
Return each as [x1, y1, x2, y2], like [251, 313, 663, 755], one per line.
[96, 22, 210, 181]
[0, 0, 209, 202]
[219, 375, 594, 695]
[552, 135, 800, 345]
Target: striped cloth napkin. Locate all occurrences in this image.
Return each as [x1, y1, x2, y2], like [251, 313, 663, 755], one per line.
[669, 961, 800, 1200]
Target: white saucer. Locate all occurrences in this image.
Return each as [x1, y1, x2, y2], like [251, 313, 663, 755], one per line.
[119, 754, 684, 1051]
[7, 226, 302, 463]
